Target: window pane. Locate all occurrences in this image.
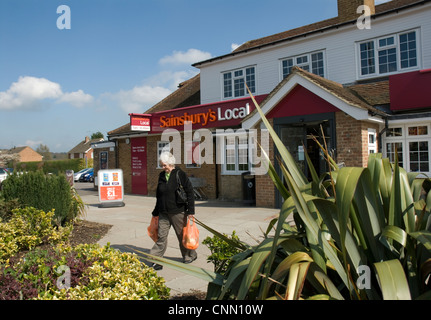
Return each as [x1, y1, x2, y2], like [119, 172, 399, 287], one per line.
[386, 127, 402, 137]
[386, 142, 403, 167]
[400, 31, 417, 69]
[379, 48, 397, 74]
[311, 52, 324, 77]
[282, 59, 294, 79]
[234, 78, 245, 97]
[246, 67, 256, 93]
[360, 42, 375, 75]
[409, 141, 429, 172]
[223, 73, 232, 98]
[408, 126, 428, 136]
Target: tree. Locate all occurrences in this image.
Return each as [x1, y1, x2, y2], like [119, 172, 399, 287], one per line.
[91, 132, 104, 139]
[36, 144, 52, 161]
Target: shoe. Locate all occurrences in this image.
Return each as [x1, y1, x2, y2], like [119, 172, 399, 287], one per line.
[151, 263, 163, 270]
[184, 256, 197, 264]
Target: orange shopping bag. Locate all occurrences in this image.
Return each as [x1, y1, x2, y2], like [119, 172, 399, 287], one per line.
[182, 216, 199, 250]
[147, 216, 159, 242]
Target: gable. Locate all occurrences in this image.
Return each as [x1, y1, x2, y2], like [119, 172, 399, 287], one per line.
[266, 85, 339, 119]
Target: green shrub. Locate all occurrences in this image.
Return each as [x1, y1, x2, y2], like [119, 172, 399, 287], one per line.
[203, 231, 242, 275]
[13, 158, 92, 175]
[1, 171, 83, 225]
[0, 244, 170, 300]
[0, 207, 72, 263]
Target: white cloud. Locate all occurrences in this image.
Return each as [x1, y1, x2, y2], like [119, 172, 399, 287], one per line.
[57, 89, 94, 108]
[159, 48, 212, 66]
[105, 84, 172, 114]
[25, 140, 43, 149]
[0, 76, 93, 110]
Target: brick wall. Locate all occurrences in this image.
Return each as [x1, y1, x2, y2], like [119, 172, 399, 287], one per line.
[19, 147, 43, 162]
[147, 134, 217, 199]
[337, 0, 375, 22]
[335, 112, 380, 167]
[117, 139, 132, 193]
[255, 118, 276, 208]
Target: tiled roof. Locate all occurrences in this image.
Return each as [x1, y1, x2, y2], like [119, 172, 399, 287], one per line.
[243, 66, 388, 122]
[68, 138, 103, 154]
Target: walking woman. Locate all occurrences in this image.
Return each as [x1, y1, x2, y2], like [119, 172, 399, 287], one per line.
[150, 152, 197, 270]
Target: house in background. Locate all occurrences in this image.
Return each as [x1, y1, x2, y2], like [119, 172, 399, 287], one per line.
[68, 136, 104, 161]
[5, 146, 43, 163]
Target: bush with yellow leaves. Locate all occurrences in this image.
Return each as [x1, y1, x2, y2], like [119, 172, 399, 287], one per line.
[0, 207, 72, 264]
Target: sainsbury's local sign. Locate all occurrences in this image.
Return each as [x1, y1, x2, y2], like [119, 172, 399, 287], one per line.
[152, 95, 267, 131]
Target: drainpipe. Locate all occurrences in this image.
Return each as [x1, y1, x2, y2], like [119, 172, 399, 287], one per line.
[378, 117, 389, 153]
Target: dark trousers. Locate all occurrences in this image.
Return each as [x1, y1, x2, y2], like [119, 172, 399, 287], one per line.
[150, 211, 197, 263]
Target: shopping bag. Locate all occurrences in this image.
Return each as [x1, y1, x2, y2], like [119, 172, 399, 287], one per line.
[147, 216, 159, 242]
[182, 216, 199, 250]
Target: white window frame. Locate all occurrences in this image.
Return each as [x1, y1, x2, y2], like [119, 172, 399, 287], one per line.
[383, 122, 431, 176]
[157, 141, 170, 168]
[280, 50, 326, 80]
[357, 29, 420, 79]
[222, 66, 256, 100]
[219, 133, 252, 175]
[185, 140, 201, 168]
[368, 128, 377, 154]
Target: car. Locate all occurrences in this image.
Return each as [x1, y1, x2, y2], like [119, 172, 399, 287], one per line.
[79, 168, 94, 182]
[74, 168, 91, 182]
[0, 168, 8, 184]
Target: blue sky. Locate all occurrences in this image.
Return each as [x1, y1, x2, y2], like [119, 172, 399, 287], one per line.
[0, 0, 390, 153]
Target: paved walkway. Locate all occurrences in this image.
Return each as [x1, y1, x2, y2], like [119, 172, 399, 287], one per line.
[76, 183, 279, 297]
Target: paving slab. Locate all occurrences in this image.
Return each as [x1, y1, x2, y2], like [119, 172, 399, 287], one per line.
[75, 182, 280, 297]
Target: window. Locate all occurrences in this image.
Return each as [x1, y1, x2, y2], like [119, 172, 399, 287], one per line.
[223, 66, 256, 99]
[157, 141, 170, 168]
[281, 50, 325, 79]
[368, 129, 377, 154]
[358, 30, 419, 77]
[186, 141, 201, 168]
[221, 134, 250, 174]
[383, 123, 431, 175]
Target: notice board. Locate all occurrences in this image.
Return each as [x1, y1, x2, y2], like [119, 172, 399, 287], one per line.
[98, 169, 125, 207]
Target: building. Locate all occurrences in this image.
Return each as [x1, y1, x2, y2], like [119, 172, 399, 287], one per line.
[68, 136, 104, 161]
[100, 0, 431, 208]
[3, 146, 43, 163]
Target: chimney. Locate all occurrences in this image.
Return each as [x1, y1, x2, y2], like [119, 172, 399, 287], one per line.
[337, 0, 375, 22]
[85, 136, 90, 143]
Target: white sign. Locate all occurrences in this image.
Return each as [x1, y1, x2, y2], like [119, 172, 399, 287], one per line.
[98, 169, 125, 207]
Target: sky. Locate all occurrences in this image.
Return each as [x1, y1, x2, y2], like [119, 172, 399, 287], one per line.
[0, 0, 391, 153]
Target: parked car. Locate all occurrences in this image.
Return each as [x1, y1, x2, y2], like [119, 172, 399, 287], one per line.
[79, 168, 94, 182]
[0, 168, 8, 184]
[74, 168, 92, 182]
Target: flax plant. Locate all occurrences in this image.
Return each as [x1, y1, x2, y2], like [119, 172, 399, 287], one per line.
[139, 91, 431, 300]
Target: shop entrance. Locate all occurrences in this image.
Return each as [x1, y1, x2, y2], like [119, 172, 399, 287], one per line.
[274, 113, 335, 207]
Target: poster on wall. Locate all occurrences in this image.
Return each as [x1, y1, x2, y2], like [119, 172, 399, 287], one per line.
[98, 169, 125, 208]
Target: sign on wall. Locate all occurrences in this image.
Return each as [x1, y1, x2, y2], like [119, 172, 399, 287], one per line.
[98, 169, 125, 207]
[130, 113, 151, 131]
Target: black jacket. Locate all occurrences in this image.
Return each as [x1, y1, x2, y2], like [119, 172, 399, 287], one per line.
[152, 168, 195, 216]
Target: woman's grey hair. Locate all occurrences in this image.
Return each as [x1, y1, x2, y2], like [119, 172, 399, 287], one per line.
[159, 152, 176, 166]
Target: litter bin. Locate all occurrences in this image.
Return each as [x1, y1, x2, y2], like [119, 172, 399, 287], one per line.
[242, 171, 256, 206]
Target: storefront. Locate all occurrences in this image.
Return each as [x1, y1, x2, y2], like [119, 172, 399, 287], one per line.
[95, 0, 431, 209]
